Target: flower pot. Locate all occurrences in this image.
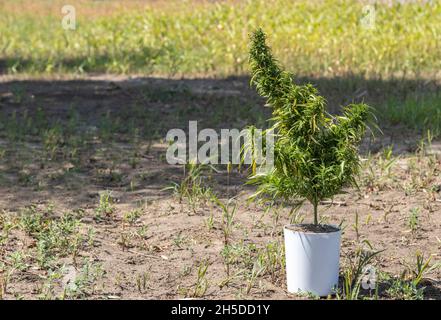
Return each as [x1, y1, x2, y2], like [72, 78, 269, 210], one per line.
[284, 224, 341, 297]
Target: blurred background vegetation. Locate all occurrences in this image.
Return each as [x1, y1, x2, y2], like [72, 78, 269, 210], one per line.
[1, 0, 440, 76]
[1, 0, 440, 133]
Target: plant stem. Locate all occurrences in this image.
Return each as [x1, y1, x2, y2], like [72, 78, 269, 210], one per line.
[313, 201, 319, 225]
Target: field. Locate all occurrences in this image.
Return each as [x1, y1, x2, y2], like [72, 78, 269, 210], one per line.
[0, 0, 441, 300]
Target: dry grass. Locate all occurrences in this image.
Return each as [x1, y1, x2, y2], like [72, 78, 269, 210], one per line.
[1, 0, 441, 77]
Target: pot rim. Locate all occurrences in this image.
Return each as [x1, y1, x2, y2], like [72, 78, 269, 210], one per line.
[283, 223, 341, 235]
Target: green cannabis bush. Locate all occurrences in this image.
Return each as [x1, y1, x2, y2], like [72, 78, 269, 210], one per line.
[249, 28, 370, 225]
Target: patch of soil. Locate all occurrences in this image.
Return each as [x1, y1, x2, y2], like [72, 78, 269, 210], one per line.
[285, 224, 340, 233]
[0, 75, 440, 300]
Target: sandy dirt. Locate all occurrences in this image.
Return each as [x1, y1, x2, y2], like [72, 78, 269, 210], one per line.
[0, 75, 440, 299]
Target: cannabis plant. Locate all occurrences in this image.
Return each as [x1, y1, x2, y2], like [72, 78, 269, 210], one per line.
[249, 28, 370, 225]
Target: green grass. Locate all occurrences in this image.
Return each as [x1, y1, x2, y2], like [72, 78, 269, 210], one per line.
[1, 0, 441, 77]
[383, 94, 441, 134]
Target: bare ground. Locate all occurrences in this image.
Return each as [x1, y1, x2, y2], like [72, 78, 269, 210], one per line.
[0, 75, 440, 299]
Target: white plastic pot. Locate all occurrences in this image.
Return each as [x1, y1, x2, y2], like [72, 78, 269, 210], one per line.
[284, 224, 341, 297]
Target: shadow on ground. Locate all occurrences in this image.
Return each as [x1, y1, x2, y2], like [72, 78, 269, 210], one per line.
[0, 74, 439, 208]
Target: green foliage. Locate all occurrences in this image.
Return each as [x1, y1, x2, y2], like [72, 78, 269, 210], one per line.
[408, 208, 420, 232]
[123, 209, 142, 225]
[248, 28, 371, 224]
[2, 1, 441, 77]
[405, 251, 441, 288]
[19, 207, 85, 269]
[385, 278, 424, 300]
[178, 260, 210, 298]
[164, 162, 214, 209]
[336, 245, 383, 300]
[94, 191, 115, 220]
[384, 94, 441, 135]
